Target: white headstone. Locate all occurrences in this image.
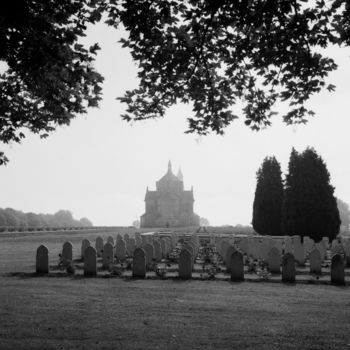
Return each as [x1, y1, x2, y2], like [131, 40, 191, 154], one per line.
[316, 241, 326, 261]
[309, 248, 322, 274]
[267, 247, 281, 273]
[294, 241, 305, 265]
[284, 237, 293, 254]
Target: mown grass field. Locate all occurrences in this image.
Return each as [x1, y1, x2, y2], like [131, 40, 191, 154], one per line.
[0, 231, 349, 349]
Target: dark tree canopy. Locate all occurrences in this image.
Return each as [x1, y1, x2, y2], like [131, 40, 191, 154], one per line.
[1, 0, 350, 164]
[282, 147, 340, 241]
[0, 0, 104, 164]
[252, 156, 284, 236]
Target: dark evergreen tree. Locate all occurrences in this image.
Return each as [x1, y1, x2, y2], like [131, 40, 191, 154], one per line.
[282, 148, 340, 242]
[252, 156, 284, 236]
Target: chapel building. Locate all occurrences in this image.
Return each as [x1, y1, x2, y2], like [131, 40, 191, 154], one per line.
[140, 162, 200, 228]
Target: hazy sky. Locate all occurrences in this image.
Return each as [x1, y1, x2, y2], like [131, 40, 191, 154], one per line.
[0, 22, 350, 226]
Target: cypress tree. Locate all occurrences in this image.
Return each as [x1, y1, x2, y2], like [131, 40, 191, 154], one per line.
[252, 156, 284, 236]
[282, 147, 340, 242]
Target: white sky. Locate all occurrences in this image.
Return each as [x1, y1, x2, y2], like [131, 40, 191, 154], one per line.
[0, 23, 350, 226]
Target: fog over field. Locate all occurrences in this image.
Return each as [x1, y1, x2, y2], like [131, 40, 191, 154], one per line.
[0, 23, 349, 226]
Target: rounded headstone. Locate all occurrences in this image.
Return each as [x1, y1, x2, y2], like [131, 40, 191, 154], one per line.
[230, 250, 244, 282]
[107, 236, 114, 246]
[282, 253, 295, 283]
[153, 241, 162, 262]
[225, 246, 237, 273]
[81, 239, 91, 260]
[102, 242, 114, 269]
[95, 236, 104, 257]
[267, 246, 281, 274]
[133, 248, 146, 278]
[309, 248, 322, 274]
[115, 239, 127, 261]
[143, 243, 154, 266]
[84, 246, 97, 276]
[36, 245, 49, 274]
[331, 254, 345, 285]
[62, 241, 73, 264]
[179, 249, 192, 279]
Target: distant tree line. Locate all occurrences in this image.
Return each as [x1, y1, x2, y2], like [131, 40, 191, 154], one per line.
[0, 208, 92, 230]
[252, 148, 341, 242]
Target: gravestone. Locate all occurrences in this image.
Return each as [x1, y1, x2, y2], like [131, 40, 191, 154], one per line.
[220, 240, 230, 262]
[316, 241, 326, 261]
[282, 253, 295, 282]
[230, 250, 244, 282]
[225, 246, 236, 273]
[141, 235, 148, 246]
[160, 240, 166, 258]
[81, 239, 91, 260]
[309, 248, 322, 274]
[179, 249, 192, 279]
[153, 241, 162, 262]
[183, 242, 195, 265]
[127, 238, 136, 256]
[210, 234, 215, 246]
[135, 235, 142, 248]
[330, 254, 345, 285]
[62, 241, 73, 264]
[303, 237, 314, 254]
[331, 239, 344, 256]
[143, 243, 154, 266]
[102, 242, 114, 269]
[284, 237, 293, 254]
[124, 233, 130, 243]
[115, 239, 127, 261]
[107, 236, 114, 246]
[267, 247, 281, 273]
[164, 238, 171, 255]
[133, 248, 146, 278]
[273, 239, 283, 254]
[95, 236, 104, 257]
[294, 241, 305, 265]
[261, 238, 275, 260]
[84, 246, 97, 276]
[36, 245, 49, 273]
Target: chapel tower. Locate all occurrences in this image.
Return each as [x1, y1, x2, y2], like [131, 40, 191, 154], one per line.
[140, 162, 200, 228]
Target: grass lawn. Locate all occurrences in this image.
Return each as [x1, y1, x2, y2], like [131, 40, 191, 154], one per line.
[0, 277, 349, 350]
[0, 231, 349, 349]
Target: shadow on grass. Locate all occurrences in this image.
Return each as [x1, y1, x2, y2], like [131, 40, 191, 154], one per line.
[2, 272, 349, 287]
